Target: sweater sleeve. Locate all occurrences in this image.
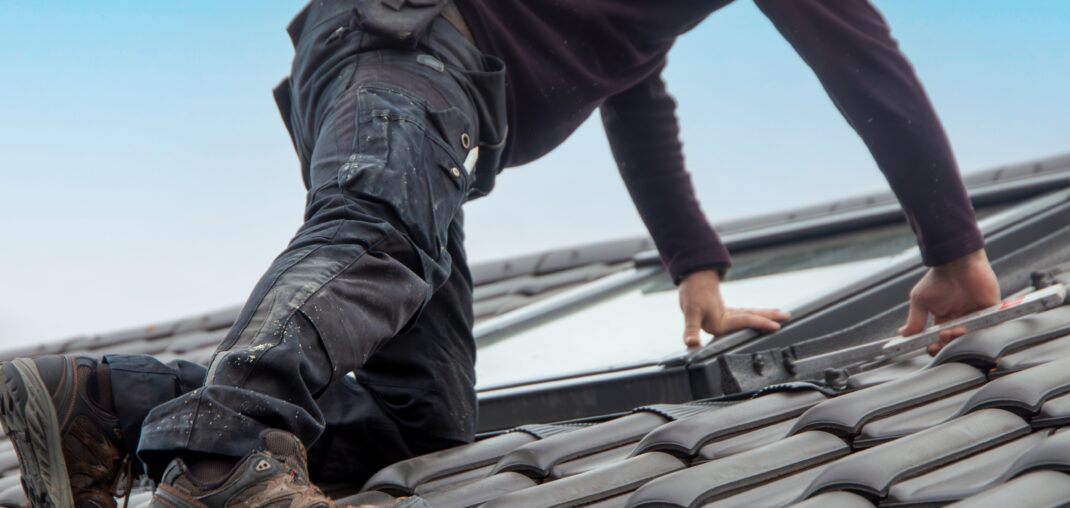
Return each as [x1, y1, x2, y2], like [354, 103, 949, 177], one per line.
[601, 67, 731, 284]
[756, 0, 983, 266]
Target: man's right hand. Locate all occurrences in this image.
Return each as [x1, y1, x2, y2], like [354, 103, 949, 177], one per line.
[899, 249, 1000, 355]
[679, 270, 790, 348]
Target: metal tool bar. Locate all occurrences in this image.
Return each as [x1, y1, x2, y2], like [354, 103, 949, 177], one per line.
[790, 284, 1066, 377]
[881, 284, 1065, 356]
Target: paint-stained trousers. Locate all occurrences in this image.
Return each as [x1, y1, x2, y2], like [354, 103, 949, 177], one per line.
[132, 1, 504, 483]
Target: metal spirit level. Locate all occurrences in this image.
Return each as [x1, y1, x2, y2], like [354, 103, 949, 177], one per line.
[790, 284, 1067, 378]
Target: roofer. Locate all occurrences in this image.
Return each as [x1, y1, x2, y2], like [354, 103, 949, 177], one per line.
[0, 1, 1000, 506]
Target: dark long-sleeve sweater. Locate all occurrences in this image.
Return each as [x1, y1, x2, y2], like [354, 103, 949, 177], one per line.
[455, 0, 983, 282]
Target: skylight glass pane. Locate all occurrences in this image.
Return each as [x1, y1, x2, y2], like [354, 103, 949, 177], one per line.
[475, 254, 906, 389]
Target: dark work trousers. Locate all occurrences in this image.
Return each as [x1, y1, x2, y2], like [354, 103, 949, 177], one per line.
[133, 0, 505, 483]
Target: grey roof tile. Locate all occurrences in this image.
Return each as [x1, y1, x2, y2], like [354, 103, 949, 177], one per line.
[357, 275, 1070, 506]
[885, 431, 1048, 505]
[790, 363, 985, 437]
[634, 391, 827, 457]
[801, 409, 1029, 500]
[844, 353, 929, 390]
[0, 476, 19, 496]
[163, 329, 227, 354]
[473, 263, 618, 301]
[338, 490, 398, 506]
[169, 306, 242, 336]
[696, 417, 795, 462]
[470, 254, 543, 287]
[469, 237, 652, 287]
[790, 491, 874, 508]
[412, 464, 493, 496]
[993, 152, 1070, 179]
[958, 356, 1070, 417]
[513, 423, 590, 440]
[0, 484, 24, 508]
[994, 333, 1070, 375]
[932, 306, 1070, 369]
[627, 431, 848, 507]
[1034, 392, 1070, 428]
[0, 342, 68, 363]
[583, 493, 629, 508]
[635, 403, 723, 421]
[90, 338, 171, 356]
[1002, 427, 1070, 478]
[855, 388, 977, 448]
[187, 345, 219, 366]
[63, 324, 175, 353]
[420, 471, 536, 508]
[948, 470, 1070, 508]
[550, 444, 633, 480]
[484, 452, 685, 508]
[702, 462, 832, 508]
[493, 412, 669, 478]
[533, 239, 651, 275]
[0, 452, 15, 476]
[361, 431, 535, 495]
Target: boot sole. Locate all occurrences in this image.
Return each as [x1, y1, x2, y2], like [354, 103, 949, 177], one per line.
[0, 358, 75, 508]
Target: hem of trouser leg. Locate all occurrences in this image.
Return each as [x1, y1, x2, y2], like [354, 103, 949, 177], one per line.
[102, 355, 195, 476]
[136, 391, 266, 480]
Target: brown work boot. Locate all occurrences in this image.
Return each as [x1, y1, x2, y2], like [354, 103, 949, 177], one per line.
[0, 355, 127, 508]
[149, 429, 348, 508]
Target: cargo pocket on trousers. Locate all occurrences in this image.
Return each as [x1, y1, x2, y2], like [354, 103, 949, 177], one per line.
[337, 85, 468, 260]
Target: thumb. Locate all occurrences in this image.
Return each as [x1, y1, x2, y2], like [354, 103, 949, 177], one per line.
[683, 305, 704, 348]
[899, 298, 929, 337]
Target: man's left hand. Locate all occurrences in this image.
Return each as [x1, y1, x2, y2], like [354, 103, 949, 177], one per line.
[679, 270, 791, 347]
[899, 248, 1000, 354]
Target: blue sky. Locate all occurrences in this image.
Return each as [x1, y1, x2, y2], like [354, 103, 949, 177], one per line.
[1, 1, 1068, 343]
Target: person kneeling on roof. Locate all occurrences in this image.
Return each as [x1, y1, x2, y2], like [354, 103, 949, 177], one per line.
[0, 1, 998, 506]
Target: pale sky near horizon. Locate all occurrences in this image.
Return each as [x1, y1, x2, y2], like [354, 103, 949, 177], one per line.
[1, 1, 1069, 345]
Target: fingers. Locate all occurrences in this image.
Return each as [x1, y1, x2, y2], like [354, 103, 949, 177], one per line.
[928, 326, 967, 355]
[682, 305, 704, 348]
[740, 308, 792, 322]
[940, 326, 967, 341]
[682, 303, 790, 347]
[899, 299, 929, 337]
[927, 334, 953, 356]
[719, 310, 783, 335]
